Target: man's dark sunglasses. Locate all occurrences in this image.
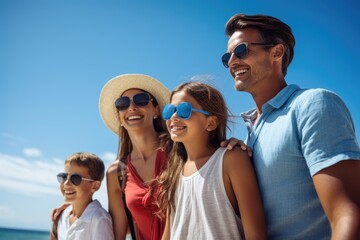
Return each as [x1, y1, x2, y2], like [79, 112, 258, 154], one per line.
[222, 42, 274, 68]
[57, 172, 94, 186]
[115, 92, 153, 111]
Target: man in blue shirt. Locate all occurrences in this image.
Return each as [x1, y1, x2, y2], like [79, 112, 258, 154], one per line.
[222, 14, 360, 239]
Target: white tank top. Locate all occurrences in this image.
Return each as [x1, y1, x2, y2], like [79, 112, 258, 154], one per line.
[170, 147, 244, 239]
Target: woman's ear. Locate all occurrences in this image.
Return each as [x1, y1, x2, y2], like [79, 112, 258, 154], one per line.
[154, 105, 160, 119]
[117, 111, 124, 126]
[206, 116, 219, 132]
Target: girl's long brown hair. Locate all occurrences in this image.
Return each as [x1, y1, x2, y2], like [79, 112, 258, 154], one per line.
[156, 82, 229, 219]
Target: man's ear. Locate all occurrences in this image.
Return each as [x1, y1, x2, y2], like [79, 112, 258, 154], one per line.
[271, 43, 285, 61]
[206, 116, 219, 132]
[91, 181, 101, 193]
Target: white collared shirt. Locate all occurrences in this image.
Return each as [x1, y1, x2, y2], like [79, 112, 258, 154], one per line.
[57, 199, 114, 240]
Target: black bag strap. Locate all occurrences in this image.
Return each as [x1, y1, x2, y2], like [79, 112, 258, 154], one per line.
[118, 156, 137, 240]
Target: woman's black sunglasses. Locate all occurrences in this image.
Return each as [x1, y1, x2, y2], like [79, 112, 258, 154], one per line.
[221, 42, 274, 68]
[57, 172, 94, 186]
[115, 92, 153, 111]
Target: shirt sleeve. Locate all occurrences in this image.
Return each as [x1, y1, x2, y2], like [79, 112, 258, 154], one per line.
[296, 89, 360, 176]
[91, 209, 115, 240]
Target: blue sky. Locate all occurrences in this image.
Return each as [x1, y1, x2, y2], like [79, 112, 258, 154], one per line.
[1, 0, 359, 232]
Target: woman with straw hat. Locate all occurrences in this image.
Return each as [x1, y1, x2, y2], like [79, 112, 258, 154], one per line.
[99, 73, 171, 240]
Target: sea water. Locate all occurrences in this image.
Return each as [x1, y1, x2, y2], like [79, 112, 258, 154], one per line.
[0, 227, 49, 240]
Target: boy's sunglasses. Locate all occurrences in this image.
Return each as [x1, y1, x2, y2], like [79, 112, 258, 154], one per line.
[57, 172, 94, 186]
[115, 92, 153, 111]
[162, 102, 210, 120]
[221, 42, 274, 68]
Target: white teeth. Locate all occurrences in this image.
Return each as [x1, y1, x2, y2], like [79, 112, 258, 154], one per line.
[171, 125, 185, 130]
[235, 68, 248, 75]
[65, 190, 75, 194]
[127, 115, 142, 120]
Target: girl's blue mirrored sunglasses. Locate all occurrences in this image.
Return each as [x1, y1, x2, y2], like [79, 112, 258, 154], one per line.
[162, 102, 210, 120]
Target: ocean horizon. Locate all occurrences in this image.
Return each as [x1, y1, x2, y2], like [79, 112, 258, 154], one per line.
[0, 227, 49, 240]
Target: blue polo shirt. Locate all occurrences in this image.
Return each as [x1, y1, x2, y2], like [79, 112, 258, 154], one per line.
[241, 84, 360, 239]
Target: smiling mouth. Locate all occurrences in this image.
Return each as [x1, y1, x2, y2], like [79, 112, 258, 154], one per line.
[64, 190, 75, 195]
[171, 125, 186, 131]
[234, 68, 249, 76]
[127, 115, 143, 121]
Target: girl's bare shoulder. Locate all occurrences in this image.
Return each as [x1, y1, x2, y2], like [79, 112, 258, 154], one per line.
[223, 147, 253, 172]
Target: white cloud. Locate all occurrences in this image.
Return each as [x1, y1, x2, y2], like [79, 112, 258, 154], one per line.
[53, 157, 64, 165]
[1, 132, 28, 143]
[1, 132, 28, 148]
[0, 178, 58, 196]
[190, 74, 216, 82]
[23, 148, 42, 157]
[101, 151, 117, 163]
[0, 205, 16, 220]
[0, 153, 62, 196]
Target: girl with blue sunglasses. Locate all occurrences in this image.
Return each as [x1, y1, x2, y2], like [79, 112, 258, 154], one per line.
[157, 82, 266, 239]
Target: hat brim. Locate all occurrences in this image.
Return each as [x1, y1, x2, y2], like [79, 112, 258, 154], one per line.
[99, 74, 170, 135]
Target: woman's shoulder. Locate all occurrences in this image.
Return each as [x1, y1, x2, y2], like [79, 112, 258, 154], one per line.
[108, 159, 120, 171]
[107, 159, 120, 177]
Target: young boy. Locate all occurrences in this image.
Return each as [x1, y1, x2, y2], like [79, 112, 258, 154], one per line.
[51, 152, 114, 240]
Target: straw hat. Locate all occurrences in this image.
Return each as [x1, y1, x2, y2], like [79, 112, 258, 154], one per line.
[99, 74, 170, 135]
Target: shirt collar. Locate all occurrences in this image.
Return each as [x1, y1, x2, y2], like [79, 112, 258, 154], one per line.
[80, 199, 101, 223]
[266, 84, 300, 109]
[65, 199, 101, 224]
[241, 84, 300, 119]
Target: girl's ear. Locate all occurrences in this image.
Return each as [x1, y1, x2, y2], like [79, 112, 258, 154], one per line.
[206, 116, 219, 132]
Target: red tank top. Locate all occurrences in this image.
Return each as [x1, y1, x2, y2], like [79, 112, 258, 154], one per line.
[125, 149, 166, 240]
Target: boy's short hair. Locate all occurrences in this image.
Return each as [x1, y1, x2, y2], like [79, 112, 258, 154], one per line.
[65, 152, 105, 181]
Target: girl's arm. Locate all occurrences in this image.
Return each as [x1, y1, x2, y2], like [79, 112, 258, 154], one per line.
[223, 148, 266, 239]
[161, 209, 170, 240]
[107, 161, 129, 240]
